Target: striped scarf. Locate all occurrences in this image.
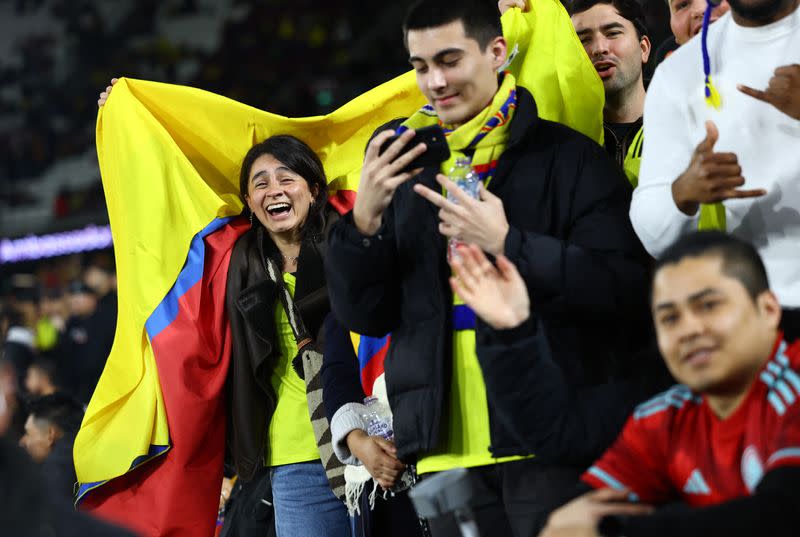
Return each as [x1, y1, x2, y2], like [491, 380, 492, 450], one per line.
[398, 72, 518, 188]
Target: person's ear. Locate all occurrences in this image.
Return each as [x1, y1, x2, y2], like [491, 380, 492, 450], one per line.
[245, 194, 258, 214]
[641, 35, 652, 65]
[757, 290, 782, 330]
[489, 37, 508, 70]
[46, 424, 60, 447]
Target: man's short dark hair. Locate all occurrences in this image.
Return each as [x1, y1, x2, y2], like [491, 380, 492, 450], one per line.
[403, 0, 503, 50]
[27, 393, 84, 435]
[29, 358, 58, 385]
[654, 231, 770, 302]
[568, 0, 649, 39]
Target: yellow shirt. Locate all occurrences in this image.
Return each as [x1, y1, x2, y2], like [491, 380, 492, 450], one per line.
[417, 297, 532, 474]
[264, 273, 320, 466]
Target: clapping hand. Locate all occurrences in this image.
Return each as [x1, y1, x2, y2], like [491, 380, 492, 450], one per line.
[448, 244, 530, 330]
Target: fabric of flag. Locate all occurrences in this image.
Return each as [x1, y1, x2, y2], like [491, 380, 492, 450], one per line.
[74, 3, 603, 535]
[350, 333, 391, 397]
[501, 0, 604, 144]
[77, 217, 248, 536]
[74, 74, 426, 537]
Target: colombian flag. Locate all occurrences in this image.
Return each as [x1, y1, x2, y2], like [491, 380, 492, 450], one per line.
[74, 3, 603, 536]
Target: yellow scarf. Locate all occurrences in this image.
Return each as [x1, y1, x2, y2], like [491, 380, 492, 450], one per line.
[400, 73, 518, 187]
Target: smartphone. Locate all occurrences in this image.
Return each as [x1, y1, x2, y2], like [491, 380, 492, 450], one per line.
[378, 124, 450, 173]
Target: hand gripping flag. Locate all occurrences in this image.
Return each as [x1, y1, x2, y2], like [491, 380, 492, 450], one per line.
[74, 3, 603, 536]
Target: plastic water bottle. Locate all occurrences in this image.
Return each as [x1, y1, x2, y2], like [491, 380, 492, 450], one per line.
[362, 396, 415, 493]
[447, 157, 481, 259]
[362, 396, 394, 441]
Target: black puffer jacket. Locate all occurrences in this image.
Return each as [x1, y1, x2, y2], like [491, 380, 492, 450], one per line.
[325, 87, 652, 463]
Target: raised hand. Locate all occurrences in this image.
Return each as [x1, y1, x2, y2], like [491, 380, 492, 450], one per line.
[353, 129, 426, 236]
[671, 120, 765, 216]
[449, 244, 530, 330]
[738, 64, 800, 120]
[499, 0, 529, 15]
[97, 78, 119, 107]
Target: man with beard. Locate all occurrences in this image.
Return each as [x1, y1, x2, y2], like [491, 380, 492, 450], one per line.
[499, 0, 651, 186]
[630, 0, 800, 339]
[569, 0, 651, 187]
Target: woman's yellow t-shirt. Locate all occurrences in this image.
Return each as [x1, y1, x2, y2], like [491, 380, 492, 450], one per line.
[264, 273, 320, 466]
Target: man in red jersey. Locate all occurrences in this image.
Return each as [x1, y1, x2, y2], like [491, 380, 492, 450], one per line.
[538, 230, 800, 537]
[446, 231, 799, 537]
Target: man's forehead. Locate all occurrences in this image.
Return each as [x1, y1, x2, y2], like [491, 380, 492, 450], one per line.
[406, 19, 474, 56]
[572, 4, 629, 30]
[652, 256, 729, 303]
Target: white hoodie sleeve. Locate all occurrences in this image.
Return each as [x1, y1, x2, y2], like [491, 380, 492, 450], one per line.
[631, 62, 700, 257]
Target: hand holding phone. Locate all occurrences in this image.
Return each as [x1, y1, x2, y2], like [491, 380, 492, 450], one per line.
[378, 125, 450, 173]
[354, 126, 450, 236]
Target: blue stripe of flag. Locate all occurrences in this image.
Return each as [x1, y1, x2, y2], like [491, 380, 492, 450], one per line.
[358, 335, 390, 370]
[145, 217, 233, 341]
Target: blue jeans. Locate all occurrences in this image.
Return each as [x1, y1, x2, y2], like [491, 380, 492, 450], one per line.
[271, 461, 352, 537]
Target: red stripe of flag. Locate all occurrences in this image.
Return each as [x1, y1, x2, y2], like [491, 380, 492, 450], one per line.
[81, 219, 249, 537]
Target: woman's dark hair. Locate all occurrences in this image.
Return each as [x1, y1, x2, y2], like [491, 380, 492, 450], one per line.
[238, 134, 329, 239]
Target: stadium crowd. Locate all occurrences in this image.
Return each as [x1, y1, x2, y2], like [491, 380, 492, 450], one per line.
[1, 0, 799, 536]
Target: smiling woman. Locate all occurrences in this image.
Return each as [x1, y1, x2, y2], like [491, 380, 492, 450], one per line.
[239, 135, 329, 272]
[226, 135, 351, 537]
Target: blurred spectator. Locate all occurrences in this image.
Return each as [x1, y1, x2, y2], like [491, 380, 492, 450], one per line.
[540, 232, 800, 537]
[0, 378, 137, 536]
[65, 280, 97, 322]
[631, 0, 800, 338]
[36, 287, 68, 353]
[650, 0, 730, 71]
[0, 357, 20, 439]
[25, 357, 60, 397]
[19, 393, 84, 504]
[83, 258, 117, 331]
[59, 280, 106, 403]
[667, 0, 730, 46]
[1, 304, 36, 393]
